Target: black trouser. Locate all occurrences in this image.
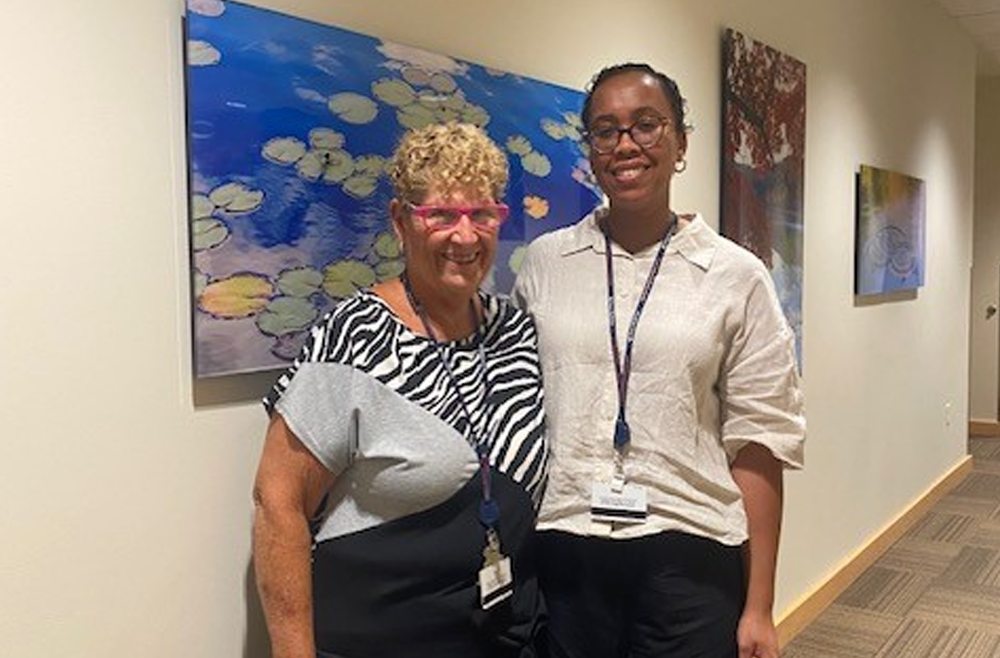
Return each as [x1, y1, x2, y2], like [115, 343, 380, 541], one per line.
[538, 530, 745, 658]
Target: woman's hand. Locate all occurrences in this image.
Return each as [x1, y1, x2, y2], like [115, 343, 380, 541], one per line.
[737, 606, 780, 658]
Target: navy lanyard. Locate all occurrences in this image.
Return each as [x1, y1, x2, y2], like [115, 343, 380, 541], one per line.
[401, 273, 499, 529]
[602, 213, 678, 450]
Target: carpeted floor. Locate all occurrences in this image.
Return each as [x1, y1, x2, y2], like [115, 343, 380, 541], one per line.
[783, 437, 1000, 658]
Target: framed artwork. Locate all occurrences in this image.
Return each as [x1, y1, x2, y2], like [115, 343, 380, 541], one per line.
[721, 28, 806, 365]
[855, 165, 926, 295]
[184, 0, 600, 377]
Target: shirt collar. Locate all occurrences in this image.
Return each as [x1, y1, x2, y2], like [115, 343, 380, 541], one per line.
[670, 214, 716, 271]
[556, 207, 606, 256]
[559, 207, 717, 271]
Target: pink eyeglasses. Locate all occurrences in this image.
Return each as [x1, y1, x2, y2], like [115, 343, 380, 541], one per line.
[405, 202, 510, 232]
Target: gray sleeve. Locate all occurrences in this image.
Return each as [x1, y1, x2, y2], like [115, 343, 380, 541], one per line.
[273, 362, 359, 475]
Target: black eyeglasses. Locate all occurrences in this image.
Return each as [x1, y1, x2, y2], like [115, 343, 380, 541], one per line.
[585, 116, 671, 155]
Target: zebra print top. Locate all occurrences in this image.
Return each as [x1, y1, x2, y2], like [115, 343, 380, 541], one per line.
[263, 289, 548, 540]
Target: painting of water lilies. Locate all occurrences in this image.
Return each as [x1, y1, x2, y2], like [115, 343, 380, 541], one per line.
[855, 165, 926, 296]
[185, 0, 599, 377]
[721, 28, 805, 367]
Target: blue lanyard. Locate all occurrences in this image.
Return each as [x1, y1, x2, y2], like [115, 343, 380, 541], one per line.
[401, 273, 499, 529]
[602, 213, 677, 450]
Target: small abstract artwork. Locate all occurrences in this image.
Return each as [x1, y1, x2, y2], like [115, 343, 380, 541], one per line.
[184, 0, 600, 377]
[855, 165, 926, 296]
[721, 28, 806, 365]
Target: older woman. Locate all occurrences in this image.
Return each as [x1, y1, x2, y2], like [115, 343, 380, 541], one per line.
[253, 122, 548, 658]
[514, 63, 805, 658]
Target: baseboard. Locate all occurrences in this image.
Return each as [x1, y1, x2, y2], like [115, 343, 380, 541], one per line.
[775, 454, 974, 646]
[969, 419, 1000, 437]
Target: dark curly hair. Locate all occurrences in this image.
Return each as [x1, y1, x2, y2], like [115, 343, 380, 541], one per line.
[581, 63, 691, 133]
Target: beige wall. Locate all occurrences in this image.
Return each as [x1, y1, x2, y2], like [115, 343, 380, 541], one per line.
[0, 0, 976, 655]
[970, 77, 1000, 422]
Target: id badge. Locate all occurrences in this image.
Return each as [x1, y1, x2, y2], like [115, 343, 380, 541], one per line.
[479, 556, 513, 609]
[590, 481, 648, 524]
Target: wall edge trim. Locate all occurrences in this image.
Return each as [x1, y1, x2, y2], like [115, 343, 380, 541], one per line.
[969, 419, 1000, 437]
[775, 454, 974, 646]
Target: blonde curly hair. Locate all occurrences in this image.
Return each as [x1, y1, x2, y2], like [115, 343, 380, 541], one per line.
[388, 122, 508, 204]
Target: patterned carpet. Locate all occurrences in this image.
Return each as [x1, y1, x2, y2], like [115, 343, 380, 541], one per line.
[783, 437, 1000, 658]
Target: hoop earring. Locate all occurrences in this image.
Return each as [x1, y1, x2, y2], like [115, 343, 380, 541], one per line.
[674, 158, 687, 174]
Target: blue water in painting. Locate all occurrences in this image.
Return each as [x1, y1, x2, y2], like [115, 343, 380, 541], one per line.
[185, 0, 600, 375]
[186, 1, 596, 249]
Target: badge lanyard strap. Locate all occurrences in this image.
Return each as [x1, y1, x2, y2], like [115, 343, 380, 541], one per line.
[603, 213, 678, 456]
[401, 273, 500, 531]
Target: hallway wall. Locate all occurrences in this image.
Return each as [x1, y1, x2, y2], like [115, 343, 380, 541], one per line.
[970, 77, 1000, 423]
[0, 0, 975, 655]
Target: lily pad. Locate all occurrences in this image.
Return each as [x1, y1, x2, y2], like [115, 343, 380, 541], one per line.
[323, 260, 377, 298]
[199, 273, 273, 319]
[256, 296, 319, 336]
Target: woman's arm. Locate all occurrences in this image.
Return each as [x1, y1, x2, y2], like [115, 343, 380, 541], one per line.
[730, 442, 783, 658]
[252, 413, 335, 658]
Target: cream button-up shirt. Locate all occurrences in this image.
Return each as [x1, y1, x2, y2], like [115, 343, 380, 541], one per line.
[513, 210, 805, 544]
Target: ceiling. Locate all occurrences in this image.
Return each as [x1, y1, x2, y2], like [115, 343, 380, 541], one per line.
[934, 0, 1000, 76]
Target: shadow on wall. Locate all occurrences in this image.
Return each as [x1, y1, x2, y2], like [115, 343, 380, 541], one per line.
[194, 370, 281, 407]
[853, 287, 917, 307]
[244, 561, 270, 658]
